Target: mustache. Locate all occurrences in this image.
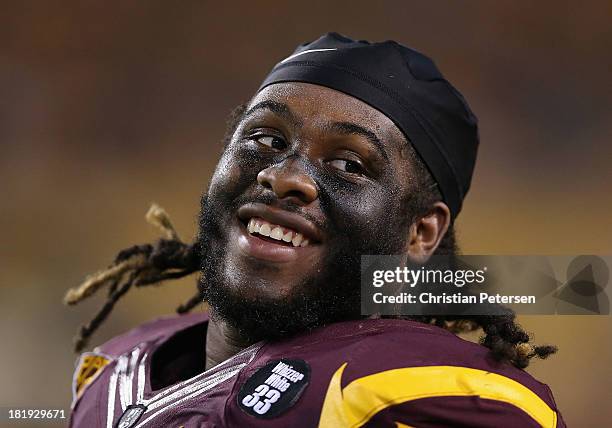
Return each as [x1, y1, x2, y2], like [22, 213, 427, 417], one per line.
[227, 191, 329, 233]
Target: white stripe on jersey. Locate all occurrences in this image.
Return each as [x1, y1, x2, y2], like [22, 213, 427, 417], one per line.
[105, 342, 262, 428]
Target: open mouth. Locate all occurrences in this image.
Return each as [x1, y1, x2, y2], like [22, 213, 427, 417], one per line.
[246, 217, 310, 247]
[234, 203, 322, 262]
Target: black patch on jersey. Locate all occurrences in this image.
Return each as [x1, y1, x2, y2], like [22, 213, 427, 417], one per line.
[115, 404, 147, 428]
[237, 359, 310, 419]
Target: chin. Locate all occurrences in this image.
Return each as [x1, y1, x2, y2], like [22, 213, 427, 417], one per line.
[225, 262, 315, 300]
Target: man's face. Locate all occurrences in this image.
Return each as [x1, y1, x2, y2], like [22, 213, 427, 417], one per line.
[198, 82, 419, 340]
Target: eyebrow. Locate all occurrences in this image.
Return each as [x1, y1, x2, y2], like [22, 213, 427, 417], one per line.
[243, 100, 301, 126]
[243, 101, 389, 160]
[327, 121, 389, 161]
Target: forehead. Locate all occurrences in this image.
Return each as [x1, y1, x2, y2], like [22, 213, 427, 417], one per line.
[248, 82, 406, 147]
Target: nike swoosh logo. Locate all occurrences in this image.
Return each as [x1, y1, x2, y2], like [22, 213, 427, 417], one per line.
[280, 48, 338, 64]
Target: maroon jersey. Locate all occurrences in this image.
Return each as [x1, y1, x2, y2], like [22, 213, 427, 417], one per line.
[70, 313, 565, 427]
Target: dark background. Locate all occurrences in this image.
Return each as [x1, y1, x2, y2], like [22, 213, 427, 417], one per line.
[1, 1, 611, 426]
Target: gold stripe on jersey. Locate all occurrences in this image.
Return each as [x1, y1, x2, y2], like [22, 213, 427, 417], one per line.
[318, 363, 558, 428]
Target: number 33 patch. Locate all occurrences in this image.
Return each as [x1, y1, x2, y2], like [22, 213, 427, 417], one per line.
[237, 359, 310, 419]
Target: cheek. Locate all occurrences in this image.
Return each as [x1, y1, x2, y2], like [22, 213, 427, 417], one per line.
[209, 150, 235, 190]
[208, 145, 262, 201]
[317, 173, 408, 244]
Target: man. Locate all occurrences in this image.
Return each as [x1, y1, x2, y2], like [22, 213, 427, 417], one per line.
[67, 33, 565, 427]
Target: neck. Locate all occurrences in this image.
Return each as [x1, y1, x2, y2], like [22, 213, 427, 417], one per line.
[204, 315, 252, 370]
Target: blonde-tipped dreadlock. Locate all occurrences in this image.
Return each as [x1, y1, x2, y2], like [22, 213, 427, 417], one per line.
[145, 203, 181, 241]
[64, 204, 202, 352]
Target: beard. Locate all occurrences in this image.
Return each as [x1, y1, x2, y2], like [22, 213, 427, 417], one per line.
[197, 189, 412, 343]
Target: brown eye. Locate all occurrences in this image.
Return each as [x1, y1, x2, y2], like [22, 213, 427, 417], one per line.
[328, 159, 364, 175]
[254, 135, 287, 150]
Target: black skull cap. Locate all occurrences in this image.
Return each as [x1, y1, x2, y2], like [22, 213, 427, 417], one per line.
[258, 32, 479, 218]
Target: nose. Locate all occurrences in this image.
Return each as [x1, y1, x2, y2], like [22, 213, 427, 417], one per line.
[257, 163, 318, 204]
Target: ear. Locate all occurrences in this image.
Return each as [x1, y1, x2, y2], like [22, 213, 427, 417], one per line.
[406, 202, 451, 263]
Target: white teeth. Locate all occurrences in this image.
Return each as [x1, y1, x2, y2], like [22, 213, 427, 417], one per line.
[270, 227, 284, 240]
[291, 233, 303, 247]
[247, 218, 311, 247]
[247, 218, 261, 233]
[259, 223, 271, 236]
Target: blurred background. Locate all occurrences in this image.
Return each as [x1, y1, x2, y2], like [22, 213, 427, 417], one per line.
[1, 1, 610, 426]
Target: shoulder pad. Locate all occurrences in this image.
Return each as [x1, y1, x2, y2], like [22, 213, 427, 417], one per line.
[319, 363, 564, 428]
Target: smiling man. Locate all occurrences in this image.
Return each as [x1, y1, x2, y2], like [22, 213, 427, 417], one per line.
[68, 33, 565, 428]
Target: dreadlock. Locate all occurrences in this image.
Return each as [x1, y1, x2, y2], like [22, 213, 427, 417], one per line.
[65, 103, 557, 368]
[64, 204, 203, 352]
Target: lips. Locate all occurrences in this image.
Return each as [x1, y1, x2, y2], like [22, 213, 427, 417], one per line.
[234, 203, 323, 262]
